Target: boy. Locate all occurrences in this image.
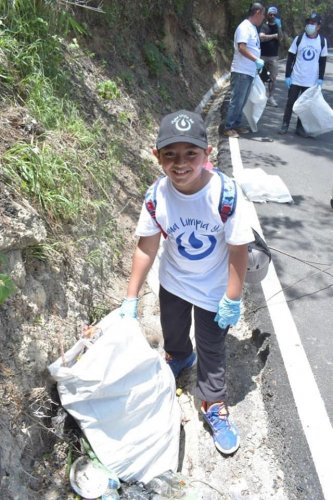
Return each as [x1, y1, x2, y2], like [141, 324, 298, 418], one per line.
[120, 110, 254, 454]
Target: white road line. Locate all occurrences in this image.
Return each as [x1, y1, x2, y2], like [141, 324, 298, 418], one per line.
[229, 138, 333, 500]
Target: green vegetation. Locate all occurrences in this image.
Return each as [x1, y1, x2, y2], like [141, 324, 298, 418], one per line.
[96, 80, 121, 100]
[228, 0, 332, 34]
[0, 0, 130, 269]
[0, 255, 15, 305]
[2, 142, 84, 222]
[200, 37, 219, 63]
[0, 0, 139, 295]
[0, 0, 178, 250]
[23, 243, 62, 263]
[0, 274, 15, 305]
[143, 42, 177, 77]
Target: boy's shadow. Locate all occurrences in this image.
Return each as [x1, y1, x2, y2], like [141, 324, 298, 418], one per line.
[177, 327, 270, 466]
[225, 327, 270, 406]
[179, 327, 270, 407]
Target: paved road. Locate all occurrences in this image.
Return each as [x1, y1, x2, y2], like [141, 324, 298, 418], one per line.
[244, 53, 333, 422]
[217, 52, 333, 500]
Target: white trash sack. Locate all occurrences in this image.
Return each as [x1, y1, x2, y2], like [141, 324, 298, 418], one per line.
[235, 168, 293, 203]
[242, 74, 268, 132]
[293, 85, 333, 137]
[48, 310, 181, 484]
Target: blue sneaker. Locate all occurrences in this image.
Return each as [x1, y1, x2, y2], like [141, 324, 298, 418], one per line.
[166, 351, 197, 378]
[201, 401, 240, 455]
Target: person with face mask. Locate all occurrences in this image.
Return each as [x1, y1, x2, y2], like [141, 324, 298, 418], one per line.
[278, 12, 328, 137]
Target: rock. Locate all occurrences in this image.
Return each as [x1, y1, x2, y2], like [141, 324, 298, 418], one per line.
[0, 186, 47, 251]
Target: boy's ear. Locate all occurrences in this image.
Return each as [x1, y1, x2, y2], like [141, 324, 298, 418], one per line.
[205, 145, 213, 155]
[152, 147, 159, 160]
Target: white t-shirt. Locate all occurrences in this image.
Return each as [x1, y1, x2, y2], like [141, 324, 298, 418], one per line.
[289, 33, 328, 87]
[231, 19, 261, 77]
[136, 172, 254, 312]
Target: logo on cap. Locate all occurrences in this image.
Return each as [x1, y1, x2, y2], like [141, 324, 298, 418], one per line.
[172, 114, 193, 132]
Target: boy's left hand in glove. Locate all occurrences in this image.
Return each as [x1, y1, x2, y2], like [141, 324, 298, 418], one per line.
[214, 294, 241, 329]
[120, 297, 139, 318]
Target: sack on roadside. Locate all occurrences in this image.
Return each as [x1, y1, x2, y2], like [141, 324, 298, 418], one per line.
[48, 310, 181, 484]
[242, 74, 268, 132]
[293, 86, 333, 137]
[234, 167, 293, 204]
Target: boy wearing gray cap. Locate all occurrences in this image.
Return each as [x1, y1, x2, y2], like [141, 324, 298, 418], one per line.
[120, 110, 254, 455]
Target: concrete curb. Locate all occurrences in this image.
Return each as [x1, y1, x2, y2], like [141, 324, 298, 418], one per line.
[195, 72, 230, 114]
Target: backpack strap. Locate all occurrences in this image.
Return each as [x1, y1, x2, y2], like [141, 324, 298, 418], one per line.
[214, 169, 237, 223]
[296, 33, 303, 51]
[144, 176, 168, 239]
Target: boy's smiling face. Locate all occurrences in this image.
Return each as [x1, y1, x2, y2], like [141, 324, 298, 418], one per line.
[153, 142, 212, 194]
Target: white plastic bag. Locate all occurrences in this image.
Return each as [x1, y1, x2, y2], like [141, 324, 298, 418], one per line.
[234, 168, 293, 203]
[293, 86, 333, 136]
[48, 310, 181, 484]
[242, 74, 268, 132]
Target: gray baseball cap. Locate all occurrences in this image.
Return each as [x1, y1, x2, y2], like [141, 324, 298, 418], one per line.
[156, 110, 208, 150]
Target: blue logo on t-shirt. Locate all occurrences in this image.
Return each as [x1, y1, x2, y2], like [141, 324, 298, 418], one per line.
[302, 47, 316, 61]
[176, 232, 217, 260]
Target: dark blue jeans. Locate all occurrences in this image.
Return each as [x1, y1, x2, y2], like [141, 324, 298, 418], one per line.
[282, 84, 308, 130]
[225, 72, 254, 130]
[159, 285, 229, 403]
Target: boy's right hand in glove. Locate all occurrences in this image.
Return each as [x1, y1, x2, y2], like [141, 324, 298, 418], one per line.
[214, 294, 241, 330]
[120, 297, 139, 319]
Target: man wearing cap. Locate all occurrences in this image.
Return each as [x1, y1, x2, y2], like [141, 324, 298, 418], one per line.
[223, 3, 266, 138]
[260, 6, 283, 107]
[279, 12, 328, 136]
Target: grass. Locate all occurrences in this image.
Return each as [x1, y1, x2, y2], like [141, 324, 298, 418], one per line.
[143, 41, 178, 77]
[0, 0, 135, 242]
[200, 38, 219, 63]
[2, 142, 85, 222]
[23, 243, 62, 262]
[0, 255, 16, 305]
[0, 273, 16, 305]
[96, 79, 121, 100]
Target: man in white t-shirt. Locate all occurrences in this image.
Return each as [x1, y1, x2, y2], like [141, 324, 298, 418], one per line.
[223, 3, 265, 138]
[279, 12, 328, 137]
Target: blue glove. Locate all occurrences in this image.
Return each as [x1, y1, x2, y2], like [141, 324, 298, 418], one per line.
[120, 298, 138, 318]
[255, 58, 265, 71]
[214, 294, 241, 330]
[317, 79, 323, 88]
[285, 77, 292, 89]
[275, 17, 282, 29]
